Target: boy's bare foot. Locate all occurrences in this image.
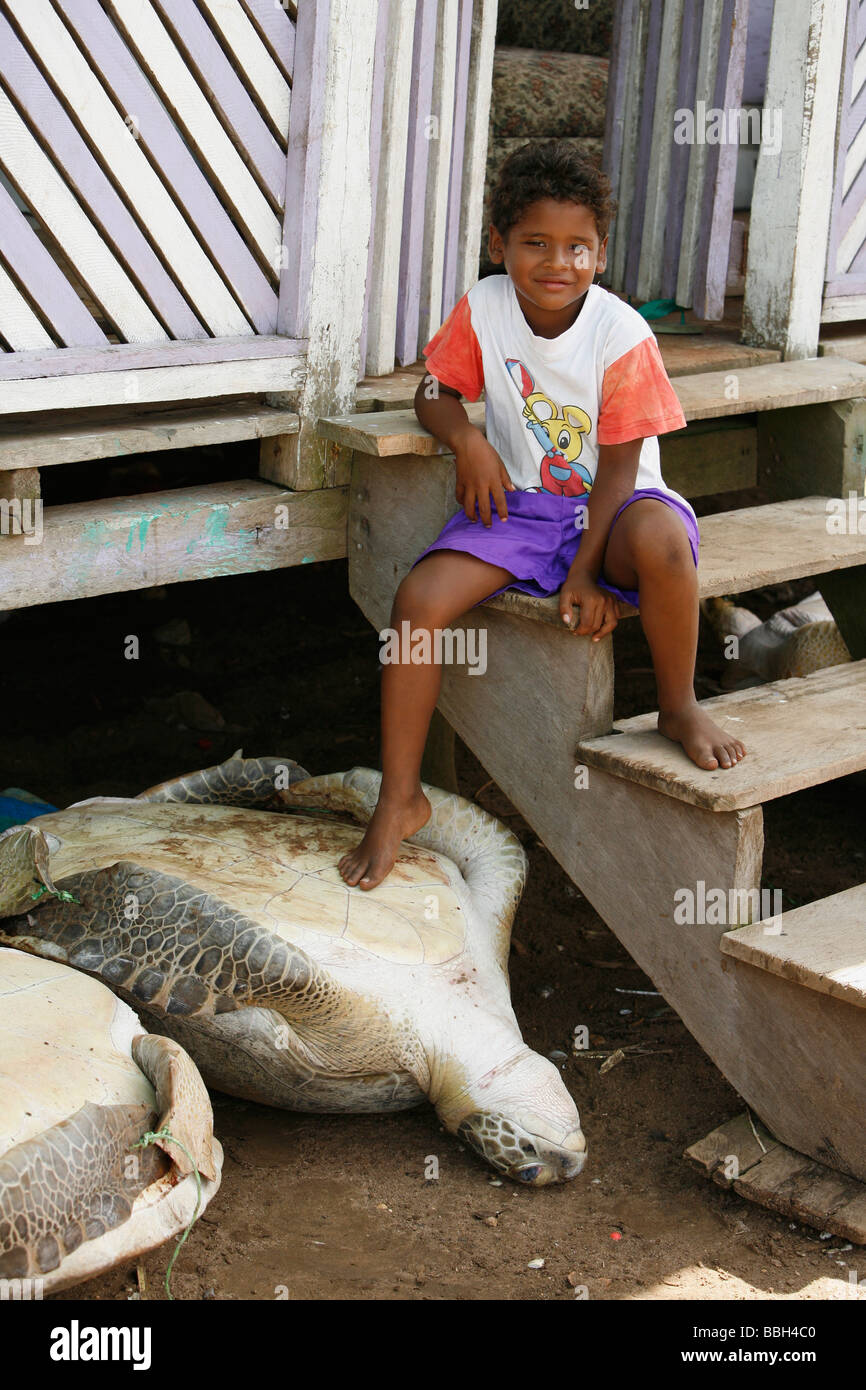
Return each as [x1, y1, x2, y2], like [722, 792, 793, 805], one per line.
[338, 788, 432, 890]
[658, 703, 746, 772]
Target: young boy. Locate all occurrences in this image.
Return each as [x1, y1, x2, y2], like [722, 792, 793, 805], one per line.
[339, 140, 745, 890]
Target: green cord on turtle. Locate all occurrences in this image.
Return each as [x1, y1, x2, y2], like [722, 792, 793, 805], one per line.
[30, 884, 80, 904]
[133, 1127, 203, 1300]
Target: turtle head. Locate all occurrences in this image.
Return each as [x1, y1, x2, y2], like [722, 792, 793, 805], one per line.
[441, 1047, 587, 1187]
[0, 824, 57, 918]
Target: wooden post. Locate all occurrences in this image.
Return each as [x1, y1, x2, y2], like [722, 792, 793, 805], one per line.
[758, 395, 866, 658]
[266, 0, 378, 490]
[742, 0, 846, 357]
[758, 397, 866, 502]
[454, 0, 497, 301]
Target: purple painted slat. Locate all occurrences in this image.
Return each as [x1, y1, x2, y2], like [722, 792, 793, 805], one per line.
[153, 0, 286, 202]
[824, 0, 859, 284]
[0, 182, 107, 347]
[441, 0, 474, 319]
[0, 12, 206, 344]
[240, 0, 296, 86]
[624, 0, 664, 296]
[277, 0, 330, 337]
[395, 0, 438, 366]
[692, 0, 749, 320]
[359, 0, 389, 373]
[601, 0, 637, 282]
[825, 0, 860, 285]
[661, 0, 703, 299]
[0, 333, 306, 381]
[58, 0, 277, 335]
[835, 122, 866, 245]
[741, 0, 773, 105]
[856, 0, 866, 46]
[602, 0, 636, 188]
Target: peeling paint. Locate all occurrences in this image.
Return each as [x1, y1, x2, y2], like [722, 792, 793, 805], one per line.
[301, 555, 315, 563]
[203, 510, 229, 546]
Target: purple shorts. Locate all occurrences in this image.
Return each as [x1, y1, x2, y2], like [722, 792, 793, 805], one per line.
[411, 488, 700, 609]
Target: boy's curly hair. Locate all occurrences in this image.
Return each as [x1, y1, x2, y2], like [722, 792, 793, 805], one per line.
[489, 139, 617, 243]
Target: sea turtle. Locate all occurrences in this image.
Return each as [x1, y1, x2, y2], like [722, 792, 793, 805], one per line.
[703, 591, 850, 686]
[0, 946, 221, 1292]
[0, 755, 586, 1186]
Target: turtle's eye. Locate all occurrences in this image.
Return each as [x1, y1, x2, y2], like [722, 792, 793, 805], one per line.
[516, 1164, 543, 1183]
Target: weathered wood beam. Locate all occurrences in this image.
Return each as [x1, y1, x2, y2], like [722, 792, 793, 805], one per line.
[743, 0, 847, 357]
[0, 480, 347, 609]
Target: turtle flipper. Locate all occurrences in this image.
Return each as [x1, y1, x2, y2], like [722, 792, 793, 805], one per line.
[1, 859, 365, 1046]
[132, 1033, 218, 1181]
[0, 1101, 166, 1278]
[0, 823, 57, 917]
[136, 752, 310, 808]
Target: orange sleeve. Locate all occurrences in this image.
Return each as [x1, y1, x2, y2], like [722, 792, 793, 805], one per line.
[422, 294, 485, 401]
[597, 336, 686, 445]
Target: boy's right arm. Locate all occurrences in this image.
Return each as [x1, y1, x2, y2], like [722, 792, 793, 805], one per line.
[413, 377, 514, 526]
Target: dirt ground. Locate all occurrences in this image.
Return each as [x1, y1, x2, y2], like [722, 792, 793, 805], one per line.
[3, 453, 864, 1302]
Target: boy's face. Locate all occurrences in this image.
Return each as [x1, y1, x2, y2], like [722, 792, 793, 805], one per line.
[488, 198, 607, 324]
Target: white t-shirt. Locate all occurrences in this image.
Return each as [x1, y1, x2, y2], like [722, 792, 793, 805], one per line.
[423, 275, 691, 510]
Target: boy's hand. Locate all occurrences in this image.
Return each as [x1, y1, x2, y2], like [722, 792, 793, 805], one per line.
[454, 429, 515, 526]
[559, 569, 619, 641]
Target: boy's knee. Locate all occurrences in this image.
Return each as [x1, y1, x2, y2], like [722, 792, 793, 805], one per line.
[392, 570, 443, 627]
[627, 511, 693, 576]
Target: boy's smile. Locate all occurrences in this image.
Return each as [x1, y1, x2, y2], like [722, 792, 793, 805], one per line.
[488, 198, 608, 339]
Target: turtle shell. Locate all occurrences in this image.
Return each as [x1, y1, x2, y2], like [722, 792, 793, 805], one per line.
[0, 946, 153, 1153]
[33, 799, 468, 968]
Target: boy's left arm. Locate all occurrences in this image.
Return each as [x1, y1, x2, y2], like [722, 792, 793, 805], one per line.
[559, 438, 644, 640]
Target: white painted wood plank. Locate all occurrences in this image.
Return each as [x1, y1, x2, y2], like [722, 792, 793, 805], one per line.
[0, 355, 305, 414]
[290, 0, 378, 486]
[419, 0, 459, 350]
[0, 261, 54, 350]
[107, 0, 282, 268]
[455, 0, 497, 298]
[721, 884, 866, 1008]
[637, 0, 684, 301]
[364, 0, 415, 376]
[198, 0, 291, 138]
[821, 292, 866, 321]
[743, 0, 847, 356]
[0, 403, 299, 470]
[6, 0, 252, 339]
[0, 89, 166, 345]
[676, 0, 725, 307]
[0, 480, 347, 610]
[0, 334, 307, 381]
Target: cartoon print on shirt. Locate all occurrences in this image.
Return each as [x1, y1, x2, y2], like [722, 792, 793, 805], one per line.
[505, 358, 593, 496]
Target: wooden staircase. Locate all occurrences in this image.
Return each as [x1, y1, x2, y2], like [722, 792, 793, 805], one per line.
[323, 353, 866, 1208]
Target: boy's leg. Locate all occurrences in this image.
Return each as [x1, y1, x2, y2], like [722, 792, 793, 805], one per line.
[338, 550, 515, 888]
[601, 499, 746, 771]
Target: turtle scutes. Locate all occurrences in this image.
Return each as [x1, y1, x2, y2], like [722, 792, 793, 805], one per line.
[0, 754, 586, 1186]
[0, 948, 222, 1292]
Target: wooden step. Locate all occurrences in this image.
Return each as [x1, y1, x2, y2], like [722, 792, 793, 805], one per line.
[324, 355, 866, 455]
[485, 496, 866, 628]
[576, 659, 866, 811]
[0, 479, 347, 609]
[0, 400, 299, 471]
[721, 885, 866, 1008]
[686, 1113, 866, 1245]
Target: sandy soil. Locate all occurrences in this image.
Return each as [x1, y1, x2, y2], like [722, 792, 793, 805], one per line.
[3, 456, 864, 1301]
